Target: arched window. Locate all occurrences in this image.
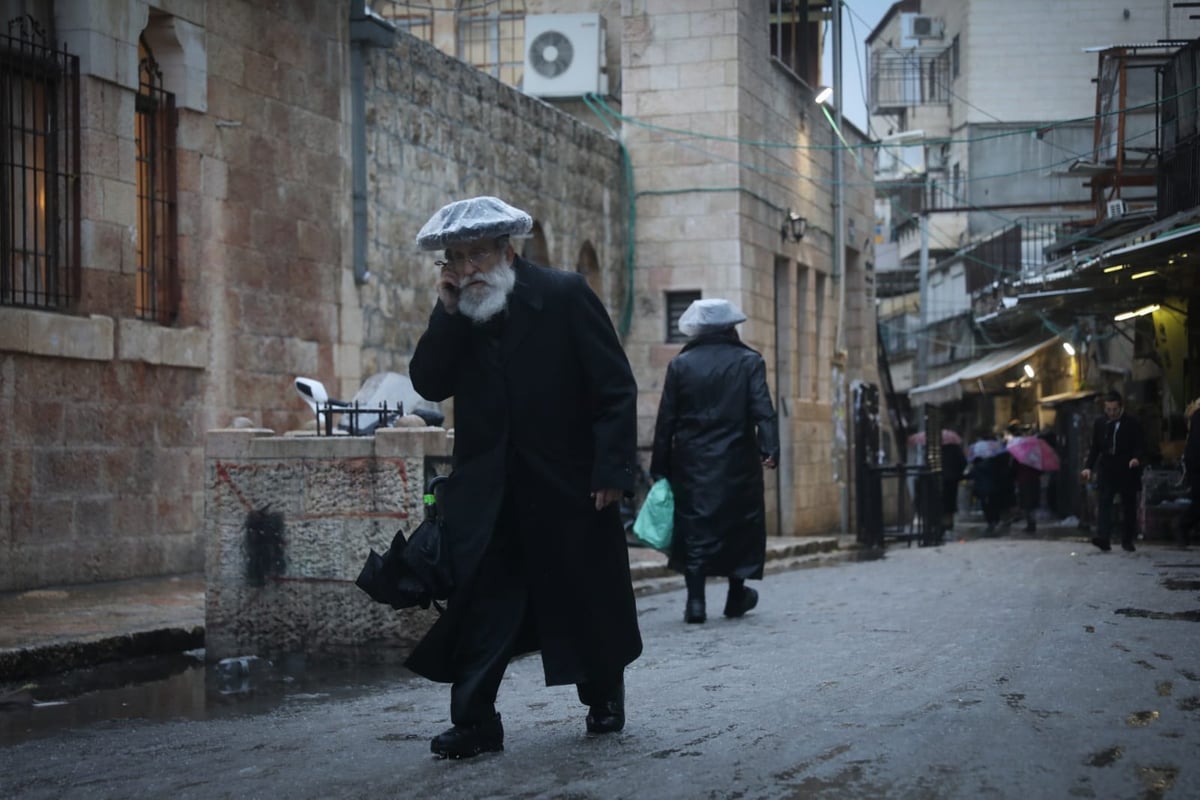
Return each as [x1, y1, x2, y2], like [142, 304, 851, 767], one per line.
[135, 31, 179, 324]
[522, 221, 550, 266]
[576, 240, 601, 297]
[1, 15, 79, 310]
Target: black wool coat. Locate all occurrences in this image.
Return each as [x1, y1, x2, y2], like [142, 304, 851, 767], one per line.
[650, 331, 780, 578]
[405, 257, 642, 686]
[1085, 412, 1145, 489]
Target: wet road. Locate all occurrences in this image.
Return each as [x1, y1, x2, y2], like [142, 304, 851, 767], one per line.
[2, 538, 1199, 799]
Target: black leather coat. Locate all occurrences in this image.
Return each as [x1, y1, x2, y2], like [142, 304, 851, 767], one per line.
[650, 330, 779, 578]
[405, 258, 642, 685]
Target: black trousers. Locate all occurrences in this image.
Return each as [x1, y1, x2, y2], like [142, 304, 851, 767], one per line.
[1096, 478, 1139, 546]
[1178, 480, 1200, 543]
[448, 494, 623, 726]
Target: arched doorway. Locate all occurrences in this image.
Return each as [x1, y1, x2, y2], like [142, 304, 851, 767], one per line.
[522, 221, 550, 266]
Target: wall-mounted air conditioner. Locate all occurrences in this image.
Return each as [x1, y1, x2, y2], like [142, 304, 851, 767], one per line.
[523, 13, 607, 98]
[1106, 198, 1128, 219]
[902, 14, 944, 41]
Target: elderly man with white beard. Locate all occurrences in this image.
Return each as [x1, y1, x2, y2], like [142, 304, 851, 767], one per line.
[404, 196, 643, 760]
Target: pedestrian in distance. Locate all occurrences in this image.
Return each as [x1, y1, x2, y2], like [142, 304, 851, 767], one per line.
[1174, 395, 1200, 548]
[649, 298, 780, 624]
[940, 437, 968, 534]
[406, 196, 643, 759]
[968, 430, 1009, 536]
[1081, 390, 1144, 552]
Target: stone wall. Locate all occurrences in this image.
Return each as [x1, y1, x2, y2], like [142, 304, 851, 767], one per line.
[354, 33, 629, 396]
[617, 0, 878, 534]
[0, 0, 350, 591]
[204, 427, 451, 661]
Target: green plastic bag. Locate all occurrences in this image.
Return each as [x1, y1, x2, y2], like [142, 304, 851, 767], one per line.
[633, 479, 674, 550]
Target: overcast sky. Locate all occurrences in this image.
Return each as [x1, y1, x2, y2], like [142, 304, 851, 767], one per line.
[823, 0, 896, 137]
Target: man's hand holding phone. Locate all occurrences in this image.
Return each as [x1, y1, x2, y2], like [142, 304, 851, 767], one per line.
[438, 268, 461, 314]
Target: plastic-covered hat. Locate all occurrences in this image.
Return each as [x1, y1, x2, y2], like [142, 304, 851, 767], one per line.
[415, 196, 533, 251]
[678, 298, 747, 337]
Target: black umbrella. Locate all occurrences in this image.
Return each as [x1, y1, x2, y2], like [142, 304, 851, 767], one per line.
[355, 475, 453, 611]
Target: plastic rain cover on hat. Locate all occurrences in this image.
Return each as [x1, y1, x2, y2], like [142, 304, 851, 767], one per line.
[415, 196, 533, 251]
[678, 298, 747, 337]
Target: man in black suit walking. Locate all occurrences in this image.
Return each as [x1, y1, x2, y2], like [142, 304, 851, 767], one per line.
[1081, 390, 1144, 552]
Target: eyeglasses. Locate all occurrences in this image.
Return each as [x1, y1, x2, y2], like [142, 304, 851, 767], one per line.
[435, 245, 500, 270]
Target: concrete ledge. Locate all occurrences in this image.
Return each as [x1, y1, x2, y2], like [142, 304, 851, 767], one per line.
[118, 318, 211, 368]
[0, 307, 114, 361]
[0, 627, 204, 683]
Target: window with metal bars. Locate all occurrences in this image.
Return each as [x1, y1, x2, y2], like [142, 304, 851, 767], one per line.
[457, 0, 525, 87]
[135, 35, 178, 325]
[369, 0, 433, 43]
[665, 290, 701, 344]
[769, 0, 821, 87]
[1, 16, 79, 310]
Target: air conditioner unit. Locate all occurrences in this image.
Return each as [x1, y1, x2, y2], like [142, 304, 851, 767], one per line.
[523, 13, 607, 98]
[903, 14, 944, 40]
[1106, 198, 1128, 218]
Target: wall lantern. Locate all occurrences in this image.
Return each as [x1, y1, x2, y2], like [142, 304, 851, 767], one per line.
[1023, 363, 1036, 379]
[781, 209, 807, 243]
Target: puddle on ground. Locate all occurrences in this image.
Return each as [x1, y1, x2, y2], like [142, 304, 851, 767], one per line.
[1085, 745, 1122, 767]
[1161, 579, 1200, 591]
[1126, 710, 1160, 727]
[1136, 765, 1179, 800]
[1114, 608, 1200, 622]
[0, 651, 415, 746]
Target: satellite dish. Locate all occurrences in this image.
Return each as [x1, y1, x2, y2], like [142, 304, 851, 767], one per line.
[528, 29, 574, 79]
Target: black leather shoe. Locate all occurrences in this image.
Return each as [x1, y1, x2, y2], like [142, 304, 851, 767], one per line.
[684, 597, 706, 624]
[1121, 540, 1136, 552]
[585, 684, 625, 734]
[1091, 537, 1111, 552]
[723, 586, 759, 618]
[431, 713, 503, 759]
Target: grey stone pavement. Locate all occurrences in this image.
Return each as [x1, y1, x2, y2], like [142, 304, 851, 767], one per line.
[2, 522, 1199, 799]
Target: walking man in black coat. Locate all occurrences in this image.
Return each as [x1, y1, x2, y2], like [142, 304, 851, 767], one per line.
[406, 196, 642, 759]
[1081, 390, 1144, 552]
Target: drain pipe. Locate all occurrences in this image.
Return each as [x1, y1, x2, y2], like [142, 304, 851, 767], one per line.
[349, 2, 394, 284]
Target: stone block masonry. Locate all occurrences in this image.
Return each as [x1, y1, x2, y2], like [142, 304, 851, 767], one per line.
[204, 426, 452, 662]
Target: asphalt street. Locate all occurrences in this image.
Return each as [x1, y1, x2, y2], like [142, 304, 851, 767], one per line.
[2, 537, 1198, 799]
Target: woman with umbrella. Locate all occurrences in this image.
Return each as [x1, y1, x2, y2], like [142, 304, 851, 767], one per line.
[968, 430, 1009, 536]
[1007, 433, 1061, 533]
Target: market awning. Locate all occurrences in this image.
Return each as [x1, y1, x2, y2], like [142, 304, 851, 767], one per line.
[1038, 389, 1098, 406]
[908, 336, 1060, 406]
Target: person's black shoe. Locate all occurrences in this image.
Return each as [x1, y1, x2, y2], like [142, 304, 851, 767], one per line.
[1091, 537, 1111, 552]
[684, 597, 706, 624]
[1121, 540, 1136, 552]
[431, 714, 503, 759]
[585, 684, 625, 734]
[723, 586, 759, 618]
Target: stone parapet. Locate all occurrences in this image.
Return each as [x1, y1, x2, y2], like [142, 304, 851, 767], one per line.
[204, 427, 453, 662]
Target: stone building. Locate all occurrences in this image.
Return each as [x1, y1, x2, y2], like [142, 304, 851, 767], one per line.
[1, 0, 877, 592]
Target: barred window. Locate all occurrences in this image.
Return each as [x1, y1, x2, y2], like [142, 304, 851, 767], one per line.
[457, 0, 525, 87]
[665, 290, 701, 344]
[135, 35, 178, 324]
[1, 16, 79, 310]
[769, 0, 820, 86]
[368, 1, 433, 43]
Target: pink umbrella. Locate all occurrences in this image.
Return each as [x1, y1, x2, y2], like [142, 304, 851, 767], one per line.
[907, 429, 963, 446]
[1006, 436, 1060, 472]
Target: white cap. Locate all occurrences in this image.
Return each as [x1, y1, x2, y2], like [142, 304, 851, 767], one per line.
[415, 196, 533, 251]
[678, 298, 747, 337]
